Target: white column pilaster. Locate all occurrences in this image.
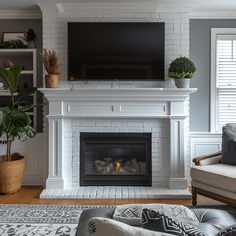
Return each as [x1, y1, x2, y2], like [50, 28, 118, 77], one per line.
[46, 118, 64, 189]
[169, 118, 187, 189]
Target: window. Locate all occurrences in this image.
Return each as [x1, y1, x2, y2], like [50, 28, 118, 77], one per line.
[211, 28, 236, 132]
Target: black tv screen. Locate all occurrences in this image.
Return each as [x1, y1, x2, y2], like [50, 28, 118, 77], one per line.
[68, 22, 165, 81]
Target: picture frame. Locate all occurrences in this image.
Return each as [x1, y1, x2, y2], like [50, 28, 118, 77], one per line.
[2, 32, 27, 44]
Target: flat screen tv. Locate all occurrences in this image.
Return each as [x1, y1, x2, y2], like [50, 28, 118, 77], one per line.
[68, 22, 165, 81]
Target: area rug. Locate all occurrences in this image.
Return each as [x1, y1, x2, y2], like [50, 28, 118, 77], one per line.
[0, 204, 110, 236]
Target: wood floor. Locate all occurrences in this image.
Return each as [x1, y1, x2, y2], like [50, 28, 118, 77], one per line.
[0, 186, 223, 206]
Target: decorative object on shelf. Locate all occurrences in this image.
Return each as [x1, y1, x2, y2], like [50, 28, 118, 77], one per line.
[3, 60, 15, 69]
[2, 32, 27, 44]
[0, 64, 41, 194]
[168, 57, 196, 88]
[19, 29, 36, 48]
[41, 49, 60, 88]
[0, 39, 27, 49]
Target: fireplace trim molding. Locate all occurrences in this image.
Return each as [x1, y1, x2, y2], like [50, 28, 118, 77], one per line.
[39, 87, 197, 191]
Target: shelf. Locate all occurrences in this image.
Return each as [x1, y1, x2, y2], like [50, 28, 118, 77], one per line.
[0, 49, 37, 129]
[21, 70, 34, 74]
[0, 49, 36, 54]
[0, 90, 10, 96]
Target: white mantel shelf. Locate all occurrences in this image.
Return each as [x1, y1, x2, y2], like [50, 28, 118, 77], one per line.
[39, 87, 197, 119]
[39, 87, 197, 101]
[39, 87, 197, 198]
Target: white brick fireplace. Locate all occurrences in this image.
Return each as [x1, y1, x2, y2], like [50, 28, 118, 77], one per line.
[38, 2, 195, 198]
[39, 88, 196, 198]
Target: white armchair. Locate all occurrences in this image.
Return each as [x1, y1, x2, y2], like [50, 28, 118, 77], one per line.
[190, 124, 236, 206]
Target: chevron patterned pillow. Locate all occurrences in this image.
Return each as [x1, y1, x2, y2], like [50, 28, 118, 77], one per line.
[113, 205, 142, 226]
[142, 209, 206, 236]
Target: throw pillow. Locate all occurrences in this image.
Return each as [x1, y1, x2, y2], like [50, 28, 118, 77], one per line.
[221, 126, 236, 165]
[226, 123, 236, 133]
[88, 217, 175, 236]
[113, 204, 142, 226]
[142, 209, 206, 236]
[143, 204, 199, 226]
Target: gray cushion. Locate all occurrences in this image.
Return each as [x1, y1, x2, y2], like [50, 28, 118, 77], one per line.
[218, 224, 236, 236]
[221, 126, 236, 165]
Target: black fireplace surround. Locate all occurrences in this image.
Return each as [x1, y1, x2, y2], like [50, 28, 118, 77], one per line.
[80, 133, 152, 186]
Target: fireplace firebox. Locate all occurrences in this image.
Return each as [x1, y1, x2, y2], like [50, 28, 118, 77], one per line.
[80, 133, 152, 186]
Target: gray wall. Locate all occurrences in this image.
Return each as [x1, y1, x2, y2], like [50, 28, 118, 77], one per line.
[190, 19, 236, 132]
[0, 19, 43, 132]
[2, 19, 236, 132]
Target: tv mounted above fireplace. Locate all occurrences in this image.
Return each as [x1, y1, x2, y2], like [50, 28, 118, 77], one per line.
[68, 22, 165, 81]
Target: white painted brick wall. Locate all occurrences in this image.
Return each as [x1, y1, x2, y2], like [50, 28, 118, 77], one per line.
[63, 118, 169, 188]
[39, 4, 191, 187]
[40, 5, 189, 88]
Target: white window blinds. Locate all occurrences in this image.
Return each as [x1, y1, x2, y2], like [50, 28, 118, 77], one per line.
[216, 35, 236, 130]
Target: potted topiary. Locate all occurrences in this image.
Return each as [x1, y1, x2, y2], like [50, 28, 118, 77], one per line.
[0, 65, 38, 194]
[41, 49, 60, 88]
[168, 57, 196, 88]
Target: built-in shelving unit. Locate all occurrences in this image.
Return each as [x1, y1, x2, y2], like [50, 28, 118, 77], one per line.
[0, 49, 37, 128]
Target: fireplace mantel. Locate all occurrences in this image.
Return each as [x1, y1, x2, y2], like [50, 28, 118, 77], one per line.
[39, 87, 196, 102]
[39, 87, 197, 196]
[39, 87, 196, 118]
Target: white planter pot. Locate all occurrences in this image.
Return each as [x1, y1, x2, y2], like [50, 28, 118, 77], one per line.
[174, 78, 190, 88]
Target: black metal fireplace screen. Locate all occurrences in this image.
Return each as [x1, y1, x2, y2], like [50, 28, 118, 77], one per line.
[80, 133, 152, 186]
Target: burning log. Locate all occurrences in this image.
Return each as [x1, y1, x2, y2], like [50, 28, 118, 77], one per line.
[94, 157, 146, 175]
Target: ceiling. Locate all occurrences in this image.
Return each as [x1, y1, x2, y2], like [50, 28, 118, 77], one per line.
[1, 0, 236, 12]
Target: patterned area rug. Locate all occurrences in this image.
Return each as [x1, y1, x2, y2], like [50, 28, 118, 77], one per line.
[0, 204, 108, 236]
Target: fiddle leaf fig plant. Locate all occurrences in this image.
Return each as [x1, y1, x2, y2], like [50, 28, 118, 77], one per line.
[0, 65, 38, 161]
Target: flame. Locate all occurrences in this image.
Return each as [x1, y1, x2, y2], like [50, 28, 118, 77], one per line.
[115, 161, 121, 173]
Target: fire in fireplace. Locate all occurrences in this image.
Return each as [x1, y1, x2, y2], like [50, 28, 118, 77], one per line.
[80, 133, 152, 186]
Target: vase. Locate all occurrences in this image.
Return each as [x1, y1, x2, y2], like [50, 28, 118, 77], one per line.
[45, 74, 59, 88]
[174, 78, 190, 88]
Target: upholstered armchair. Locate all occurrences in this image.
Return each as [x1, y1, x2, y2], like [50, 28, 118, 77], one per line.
[190, 123, 236, 206]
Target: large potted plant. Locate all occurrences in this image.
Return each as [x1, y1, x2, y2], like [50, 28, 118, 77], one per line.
[168, 57, 196, 88]
[0, 65, 37, 194]
[41, 49, 60, 88]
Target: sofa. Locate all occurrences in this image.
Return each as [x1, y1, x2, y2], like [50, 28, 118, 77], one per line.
[76, 204, 236, 236]
[191, 123, 236, 206]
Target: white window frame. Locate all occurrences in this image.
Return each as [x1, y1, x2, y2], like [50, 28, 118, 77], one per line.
[210, 28, 236, 132]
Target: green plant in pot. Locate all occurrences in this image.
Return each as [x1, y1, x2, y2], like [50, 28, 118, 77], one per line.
[0, 65, 37, 194]
[168, 57, 196, 88]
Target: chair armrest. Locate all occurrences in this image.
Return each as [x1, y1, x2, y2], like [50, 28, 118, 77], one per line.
[193, 151, 222, 166]
[76, 208, 115, 236]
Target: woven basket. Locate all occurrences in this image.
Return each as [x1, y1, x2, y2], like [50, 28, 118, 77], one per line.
[0, 155, 25, 194]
